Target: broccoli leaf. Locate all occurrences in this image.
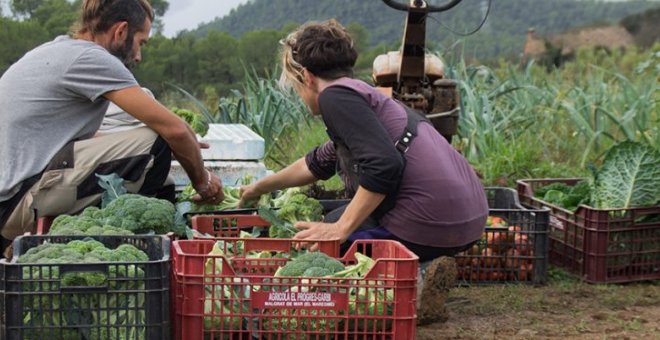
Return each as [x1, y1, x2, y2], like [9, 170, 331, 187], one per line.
[96, 173, 127, 208]
[258, 206, 298, 239]
[593, 141, 660, 209]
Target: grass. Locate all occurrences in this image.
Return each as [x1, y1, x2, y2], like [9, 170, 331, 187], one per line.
[162, 44, 658, 189]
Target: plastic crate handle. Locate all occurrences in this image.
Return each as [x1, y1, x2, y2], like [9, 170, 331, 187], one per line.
[59, 263, 110, 292]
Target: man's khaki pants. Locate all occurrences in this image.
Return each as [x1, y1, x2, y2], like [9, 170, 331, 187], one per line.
[1, 127, 169, 240]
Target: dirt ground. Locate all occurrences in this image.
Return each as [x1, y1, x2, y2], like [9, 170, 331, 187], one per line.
[416, 278, 660, 340]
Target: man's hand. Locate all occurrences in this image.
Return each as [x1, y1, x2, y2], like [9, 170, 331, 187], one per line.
[192, 170, 224, 205]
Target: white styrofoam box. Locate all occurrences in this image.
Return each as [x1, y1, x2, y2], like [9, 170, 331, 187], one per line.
[169, 160, 271, 189]
[200, 124, 265, 161]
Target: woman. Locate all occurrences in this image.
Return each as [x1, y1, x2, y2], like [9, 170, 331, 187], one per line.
[241, 19, 487, 261]
[240, 20, 488, 324]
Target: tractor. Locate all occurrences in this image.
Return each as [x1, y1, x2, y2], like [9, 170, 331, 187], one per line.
[373, 0, 463, 142]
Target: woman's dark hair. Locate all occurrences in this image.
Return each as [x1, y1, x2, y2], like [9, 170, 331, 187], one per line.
[72, 0, 154, 37]
[283, 19, 358, 81]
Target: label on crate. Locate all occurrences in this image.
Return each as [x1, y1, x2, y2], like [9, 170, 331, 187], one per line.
[251, 291, 348, 310]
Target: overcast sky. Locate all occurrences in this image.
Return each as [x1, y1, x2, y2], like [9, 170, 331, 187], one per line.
[161, 0, 249, 37]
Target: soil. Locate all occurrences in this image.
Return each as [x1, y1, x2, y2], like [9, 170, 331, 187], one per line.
[416, 280, 660, 339]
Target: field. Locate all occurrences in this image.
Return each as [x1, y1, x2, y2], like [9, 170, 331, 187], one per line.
[166, 44, 660, 339]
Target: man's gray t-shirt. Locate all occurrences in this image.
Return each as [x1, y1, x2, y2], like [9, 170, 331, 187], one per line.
[0, 35, 138, 200]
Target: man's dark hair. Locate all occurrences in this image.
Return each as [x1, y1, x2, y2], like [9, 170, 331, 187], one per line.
[73, 0, 154, 37]
[292, 20, 358, 80]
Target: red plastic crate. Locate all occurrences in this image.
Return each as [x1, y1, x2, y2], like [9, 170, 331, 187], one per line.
[455, 188, 549, 285]
[191, 214, 270, 238]
[171, 239, 418, 340]
[517, 178, 660, 283]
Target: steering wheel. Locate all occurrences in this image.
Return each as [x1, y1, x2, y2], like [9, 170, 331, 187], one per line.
[381, 0, 462, 12]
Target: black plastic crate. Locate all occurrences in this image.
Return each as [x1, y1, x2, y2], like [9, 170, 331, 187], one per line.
[0, 235, 171, 340]
[455, 188, 550, 286]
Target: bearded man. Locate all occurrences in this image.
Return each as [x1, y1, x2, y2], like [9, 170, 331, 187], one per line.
[0, 0, 225, 256]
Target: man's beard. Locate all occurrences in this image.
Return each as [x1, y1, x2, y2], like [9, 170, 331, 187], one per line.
[109, 33, 137, 69]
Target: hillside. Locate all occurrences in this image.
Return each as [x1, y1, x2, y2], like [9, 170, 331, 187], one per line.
[195, 0, 659, 60]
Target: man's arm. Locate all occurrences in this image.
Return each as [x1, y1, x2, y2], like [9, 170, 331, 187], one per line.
[104, 86, 223, 203]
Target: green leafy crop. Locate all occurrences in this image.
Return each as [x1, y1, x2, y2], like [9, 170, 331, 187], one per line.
[172, 107, 209, 137]
[537, 180, 592, 211]
[178, 183, 244, 211]
[535, 141, 660, 211]
[592, 141, 660, 209]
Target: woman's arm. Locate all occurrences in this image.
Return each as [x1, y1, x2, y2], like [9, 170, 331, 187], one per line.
[239, 157, 318, 207]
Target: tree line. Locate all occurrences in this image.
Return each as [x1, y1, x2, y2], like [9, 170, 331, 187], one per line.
[2, 0, 658, 99]
[199, 0, 659, 61]
[0, 0, 377, 98]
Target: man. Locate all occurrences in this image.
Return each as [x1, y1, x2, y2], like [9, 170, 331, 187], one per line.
[0, 0, 224, 256]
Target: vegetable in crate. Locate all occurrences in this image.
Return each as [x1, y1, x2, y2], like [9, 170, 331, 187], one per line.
[178, 183, 246, 211]
[537, 180, 592, 211]
[270, 187, 324, 225]
[255, 188, 324, 238]
[49, 208, 134, 236]
[48, 195, 184, 237]
[16, 239, 149, 339]
[203, 241, 249, 331]
[273, 251, 345, 277]
[268, 251, 392, 333]
[457, 216, 534, 282]
[592, 141, 660, 209]
[258, 206, 299, 239]
[534, 141, 660, 210]
[101, 194, 177, 234]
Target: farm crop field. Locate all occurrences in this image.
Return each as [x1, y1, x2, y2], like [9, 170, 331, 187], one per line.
[4, 24, 656, 339]
[179, 45, 659, 338]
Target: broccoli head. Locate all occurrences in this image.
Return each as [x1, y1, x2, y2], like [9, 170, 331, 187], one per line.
[101, 194, 176, 234]
[49, 213, 102, 235]
[274, 251, 345, 277]
[80, 206, 104, 220]
[270, 188, 323, 225]
[49, 206, 138, 236]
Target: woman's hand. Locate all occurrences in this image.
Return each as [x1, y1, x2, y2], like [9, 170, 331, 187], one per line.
[238, 183, 263, 208]
[294, 221, 348, 242]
